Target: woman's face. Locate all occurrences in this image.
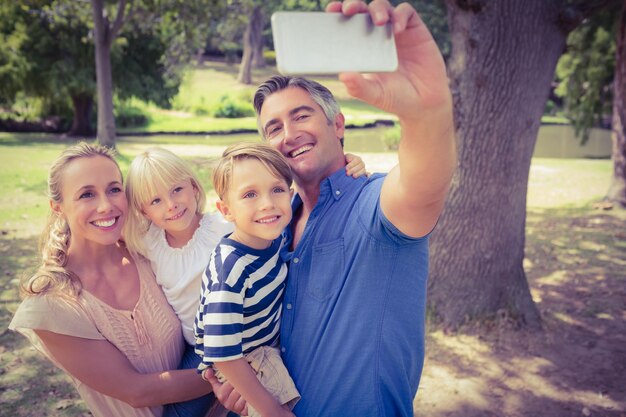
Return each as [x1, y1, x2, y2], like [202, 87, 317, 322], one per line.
[52, 155, 128, 248]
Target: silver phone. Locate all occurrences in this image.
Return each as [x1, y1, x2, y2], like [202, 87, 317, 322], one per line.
[271, 12, 398, 75]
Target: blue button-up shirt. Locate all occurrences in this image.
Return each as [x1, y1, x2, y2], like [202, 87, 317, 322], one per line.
[280, 168, 429, 417]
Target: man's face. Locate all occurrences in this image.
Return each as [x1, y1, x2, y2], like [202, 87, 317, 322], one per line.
[258, 87, 346, 187]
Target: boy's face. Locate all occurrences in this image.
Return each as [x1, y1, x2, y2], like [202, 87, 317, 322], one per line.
[217, 158, 293, 250]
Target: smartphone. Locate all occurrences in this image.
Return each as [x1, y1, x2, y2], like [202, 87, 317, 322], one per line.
[271, 12, 398, 75]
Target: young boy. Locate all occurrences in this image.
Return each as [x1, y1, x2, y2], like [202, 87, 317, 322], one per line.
[194, 143, 300, 417]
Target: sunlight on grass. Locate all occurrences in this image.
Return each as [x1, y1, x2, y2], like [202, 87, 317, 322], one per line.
[527, 158, 611, 208]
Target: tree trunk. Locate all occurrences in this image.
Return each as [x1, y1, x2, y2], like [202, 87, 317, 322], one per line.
[238, 6, 263, 84]
[91, 0, 117, 148]
[68, 93, 94, 137]
[429, 0, 572, 329]
[606, 3, 626, 206]
[252, 6, 266, 69]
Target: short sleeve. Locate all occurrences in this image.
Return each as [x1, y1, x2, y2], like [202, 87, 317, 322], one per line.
[9, 295, 105, 341]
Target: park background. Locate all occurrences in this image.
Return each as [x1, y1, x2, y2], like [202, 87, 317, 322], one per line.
[1, 0, 625, 416]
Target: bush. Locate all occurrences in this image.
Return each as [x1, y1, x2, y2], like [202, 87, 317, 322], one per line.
[192, 105, 211, 116]
[382, 126, 401, 150]
[115, 103, 149, 128]
[212, 95, 254, 118]
[263, 50, 276, 66]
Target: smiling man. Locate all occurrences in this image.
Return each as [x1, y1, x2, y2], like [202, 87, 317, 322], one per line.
[248, 0, 456, 416]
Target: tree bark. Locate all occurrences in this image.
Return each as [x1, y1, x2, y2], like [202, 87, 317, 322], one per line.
[238, 6, 263, 84]
[68, 93, 94, 137]
[429, 0, 574, 329]
[606, 3, 626, 206]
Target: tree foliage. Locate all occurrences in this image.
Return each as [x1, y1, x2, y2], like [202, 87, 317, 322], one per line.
[555, 4, 621, 143]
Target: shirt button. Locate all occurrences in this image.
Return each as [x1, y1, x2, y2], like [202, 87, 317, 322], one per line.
[293, 257, 299, 264]
[281, 347, 286, 353]
[286, 303, 292, 310]
[335, 190, 341, 195]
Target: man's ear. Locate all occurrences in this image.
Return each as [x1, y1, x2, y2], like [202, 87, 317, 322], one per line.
[216, 200, 234, 222]
[334, 112, 345, 142]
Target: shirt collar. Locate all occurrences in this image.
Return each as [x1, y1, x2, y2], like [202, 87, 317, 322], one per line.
[324, 166, 360, 201]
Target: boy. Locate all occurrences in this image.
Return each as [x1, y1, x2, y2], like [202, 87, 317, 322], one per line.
[194, 143, 299, 417]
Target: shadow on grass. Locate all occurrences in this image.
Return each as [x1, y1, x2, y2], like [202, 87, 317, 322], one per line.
[1, 233, 89, 416]
[415, 207, 626, 417]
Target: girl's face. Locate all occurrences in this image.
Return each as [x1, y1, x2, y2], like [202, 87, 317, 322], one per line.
[52, 155, 127, 248]
[141, 178, 199, 236]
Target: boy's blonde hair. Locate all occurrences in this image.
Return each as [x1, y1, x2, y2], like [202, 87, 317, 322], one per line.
[213, 142, 292, 200]
[22, 142, 120, 298]
[125, 147, 206, 256]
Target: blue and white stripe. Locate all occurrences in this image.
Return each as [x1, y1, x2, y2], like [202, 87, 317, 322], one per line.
[194, 236, 286, 367]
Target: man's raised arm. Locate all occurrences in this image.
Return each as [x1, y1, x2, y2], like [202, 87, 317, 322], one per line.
[328, 0, 456, 237]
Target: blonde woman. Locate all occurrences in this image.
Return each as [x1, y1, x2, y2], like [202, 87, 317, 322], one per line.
[9, 143, 239, 417]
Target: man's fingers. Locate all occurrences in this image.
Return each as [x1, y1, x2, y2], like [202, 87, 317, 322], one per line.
[368, 0, 394, 25]
[339, 72, 383, 106]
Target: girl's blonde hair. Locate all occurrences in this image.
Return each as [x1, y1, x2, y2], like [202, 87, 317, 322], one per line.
[213, 142, 293, 200]
[21, 142, 121, 298]
[124, 147, 206, 256]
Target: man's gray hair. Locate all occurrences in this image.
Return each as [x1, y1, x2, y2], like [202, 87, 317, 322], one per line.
[253, 75, 341, 139]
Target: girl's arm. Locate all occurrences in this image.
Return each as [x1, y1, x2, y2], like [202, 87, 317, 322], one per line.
[213, 358, 294, 417]
[34, 329, 243, 410]
[345, 152, 368, 178]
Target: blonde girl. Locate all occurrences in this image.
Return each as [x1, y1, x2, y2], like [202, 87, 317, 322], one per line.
[9, 142, 234, 417]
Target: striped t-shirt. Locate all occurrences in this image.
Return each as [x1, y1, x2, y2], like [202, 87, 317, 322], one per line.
[194, 235, 286, 369]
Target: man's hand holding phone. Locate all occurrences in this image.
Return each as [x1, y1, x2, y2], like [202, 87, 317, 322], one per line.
[325, 0, 453, 124]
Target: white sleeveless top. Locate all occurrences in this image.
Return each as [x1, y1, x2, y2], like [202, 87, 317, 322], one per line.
[144, 212, 233, 345]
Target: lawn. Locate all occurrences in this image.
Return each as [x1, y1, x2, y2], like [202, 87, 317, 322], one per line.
[0, 135, 624, 416]
[118, 60, 397, 134]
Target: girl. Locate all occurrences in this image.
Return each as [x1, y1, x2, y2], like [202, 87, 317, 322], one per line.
[9, 142, 237, 417]
[124, 146, 366, 417]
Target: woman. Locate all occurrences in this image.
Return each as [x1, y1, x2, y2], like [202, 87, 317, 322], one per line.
[9, 142, 241, 417]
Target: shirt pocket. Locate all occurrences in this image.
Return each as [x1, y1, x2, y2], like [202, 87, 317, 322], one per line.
[306, 238, 344, 302]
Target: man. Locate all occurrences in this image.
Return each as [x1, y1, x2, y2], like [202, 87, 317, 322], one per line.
[251, 1, 456, 416]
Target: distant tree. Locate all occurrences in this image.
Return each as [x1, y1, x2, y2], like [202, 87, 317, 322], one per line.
[0, 1, 198, 137]
[607, 3, 626, 206]
[90, 0, 131, 147]
[555, 2, 625, 207]
[0, 4, 30, 105]
[428, 0, 618, 329]
[235, 0, 330, 84]
[90, 0, 222, 147]
[555, 6, 619, 142]
[238, 4, 264, 84]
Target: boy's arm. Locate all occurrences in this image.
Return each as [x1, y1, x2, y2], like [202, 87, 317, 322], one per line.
[214, 358, 294, 417]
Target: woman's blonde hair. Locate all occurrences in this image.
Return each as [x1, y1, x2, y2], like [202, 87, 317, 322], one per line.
[124, 147, 206, 256]
[21, 142, 121, 298]
[213, 142, 292, 200]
